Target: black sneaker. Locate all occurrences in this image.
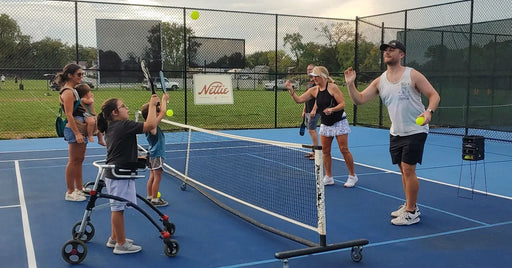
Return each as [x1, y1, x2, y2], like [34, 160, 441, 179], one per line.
[151, 198, 168, 207]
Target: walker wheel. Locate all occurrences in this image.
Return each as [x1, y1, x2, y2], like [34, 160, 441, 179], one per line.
[163, 221, 176, 236]
[351, 246, 363, 262]
[72, 221, 95, 242]
[163, 239, 179, 257]
[61, 239, 87, 264]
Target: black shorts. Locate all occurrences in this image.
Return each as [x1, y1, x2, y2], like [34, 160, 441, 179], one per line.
[389, 133, 428, 165]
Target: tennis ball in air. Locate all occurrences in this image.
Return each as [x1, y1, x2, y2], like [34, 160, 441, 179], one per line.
[166, 109, 174, 117]
[157, 192, 161, 198]
[415, 116, 425, 126]
[191, 10, 200, 20]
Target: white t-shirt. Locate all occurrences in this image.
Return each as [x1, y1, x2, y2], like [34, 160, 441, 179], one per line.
[379, 67, 428, 136]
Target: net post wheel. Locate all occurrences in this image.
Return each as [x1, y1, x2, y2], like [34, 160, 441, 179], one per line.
[191, 10, 199, 20]
[166, 109, 174, 117]
[415, 116, 425, 126]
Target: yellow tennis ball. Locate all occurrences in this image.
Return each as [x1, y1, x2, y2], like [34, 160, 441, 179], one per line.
[166, 109, 173, 117]
[157, 192, 161, 198]
[191, 10, 200, 20]
[415, 116, 425, 126]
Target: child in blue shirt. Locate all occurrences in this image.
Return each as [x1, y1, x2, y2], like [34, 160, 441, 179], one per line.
[141, 93, 169, 206]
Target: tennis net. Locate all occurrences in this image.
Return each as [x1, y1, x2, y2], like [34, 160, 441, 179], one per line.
[156, 118, 325, 246]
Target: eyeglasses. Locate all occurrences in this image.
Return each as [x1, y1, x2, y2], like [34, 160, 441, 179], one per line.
[117, 104, 128, 110]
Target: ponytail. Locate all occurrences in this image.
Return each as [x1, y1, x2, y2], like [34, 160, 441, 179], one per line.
[97, 98, 119, 133]
[56, 63, 81, 88]
[97, 112, 108, 133]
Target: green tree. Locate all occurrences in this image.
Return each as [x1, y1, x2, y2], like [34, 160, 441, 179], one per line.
[31, 37, 73, 68]
[246, 51, 270, 67]
[357, 39, 380, 72]
[267, 50, 294, 73]
[283, 33, 305, 69]
[72, 45, 97, 68]
[0, 13, 31, 68]
[315, 22, 354, 72]
[300, 42, 322, 67]
[160, 22, 195, 73]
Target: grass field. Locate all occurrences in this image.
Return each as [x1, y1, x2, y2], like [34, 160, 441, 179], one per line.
[0, 78, 385, 140]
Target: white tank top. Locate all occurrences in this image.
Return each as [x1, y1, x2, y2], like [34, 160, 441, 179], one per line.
[379, 67, 428, 136]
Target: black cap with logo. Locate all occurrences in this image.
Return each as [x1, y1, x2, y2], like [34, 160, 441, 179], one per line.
[379, 40, 406, 53]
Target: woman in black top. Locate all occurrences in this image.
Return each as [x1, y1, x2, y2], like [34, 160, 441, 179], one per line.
[286, 66, 358, 188]
[57, 63, 88, 201]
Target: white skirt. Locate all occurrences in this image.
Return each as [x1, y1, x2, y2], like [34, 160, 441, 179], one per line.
[319, 117, 350, 137]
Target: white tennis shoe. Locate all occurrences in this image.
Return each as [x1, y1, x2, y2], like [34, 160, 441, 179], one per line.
[344, 175, 358, 188]
[113, 241, 142, 254]
[65, 191, 86, 202]
[391, 204, 421, 218]
[322, 175, 334, 186]
[391, 210, 420, 226]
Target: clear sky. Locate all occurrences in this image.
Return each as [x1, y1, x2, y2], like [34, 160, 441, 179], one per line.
[102, 0, 455, 18]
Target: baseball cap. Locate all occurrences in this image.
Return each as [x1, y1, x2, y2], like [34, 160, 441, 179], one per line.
[379, 40, 406, 53]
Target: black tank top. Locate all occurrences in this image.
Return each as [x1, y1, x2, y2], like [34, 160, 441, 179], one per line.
[59, 88, 85, 117]
[316, 83, 344, 126]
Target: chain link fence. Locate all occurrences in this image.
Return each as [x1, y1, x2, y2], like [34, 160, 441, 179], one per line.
[356, 0, 512, 142]
[1, 0, 511, 141]
[0, 0, 351, 139]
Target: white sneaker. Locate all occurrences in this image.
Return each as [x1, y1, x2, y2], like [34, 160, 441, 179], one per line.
[390, 204, 421, 217]
[344, 175, 358, 188]
[106, 237, 134, 248]
[322, 175, 334, 186]
[73, 189, 86, 197]
[113, 241, 142, 254]
[65, 191, 86, 202]
[391, 210, 420, 226]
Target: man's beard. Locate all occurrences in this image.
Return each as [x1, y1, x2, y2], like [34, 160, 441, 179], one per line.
[384, 56, 400, 66]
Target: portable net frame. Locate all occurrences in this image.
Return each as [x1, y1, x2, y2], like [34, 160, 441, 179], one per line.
[144, 118, 368, 263]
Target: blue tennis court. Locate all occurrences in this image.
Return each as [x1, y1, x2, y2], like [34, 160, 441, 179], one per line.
[1, 126, 512, 267]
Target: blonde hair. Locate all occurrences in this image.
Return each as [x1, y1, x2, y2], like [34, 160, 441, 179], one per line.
[311, 66, 335, 84]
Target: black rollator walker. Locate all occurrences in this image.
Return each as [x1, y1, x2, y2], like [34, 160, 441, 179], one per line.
[61, 159, 179, 264]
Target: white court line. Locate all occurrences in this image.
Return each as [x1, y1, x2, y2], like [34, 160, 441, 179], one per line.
[0, 204, 21, 209]
[15, 160, 37, 268]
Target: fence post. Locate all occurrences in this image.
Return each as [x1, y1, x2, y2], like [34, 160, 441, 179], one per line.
[464, 0, 475, 135]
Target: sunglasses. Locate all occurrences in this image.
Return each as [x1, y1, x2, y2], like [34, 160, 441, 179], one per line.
[76, 72, 84, 77]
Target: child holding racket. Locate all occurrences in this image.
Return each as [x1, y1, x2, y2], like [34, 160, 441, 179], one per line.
[140, 93, 169, 207]
[74, 83, 105, 146]
[97, 94, 160, 254]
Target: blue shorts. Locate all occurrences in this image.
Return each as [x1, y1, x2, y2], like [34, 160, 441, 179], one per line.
[105, 178, 137, 212]
[63, 116, 88, 144]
